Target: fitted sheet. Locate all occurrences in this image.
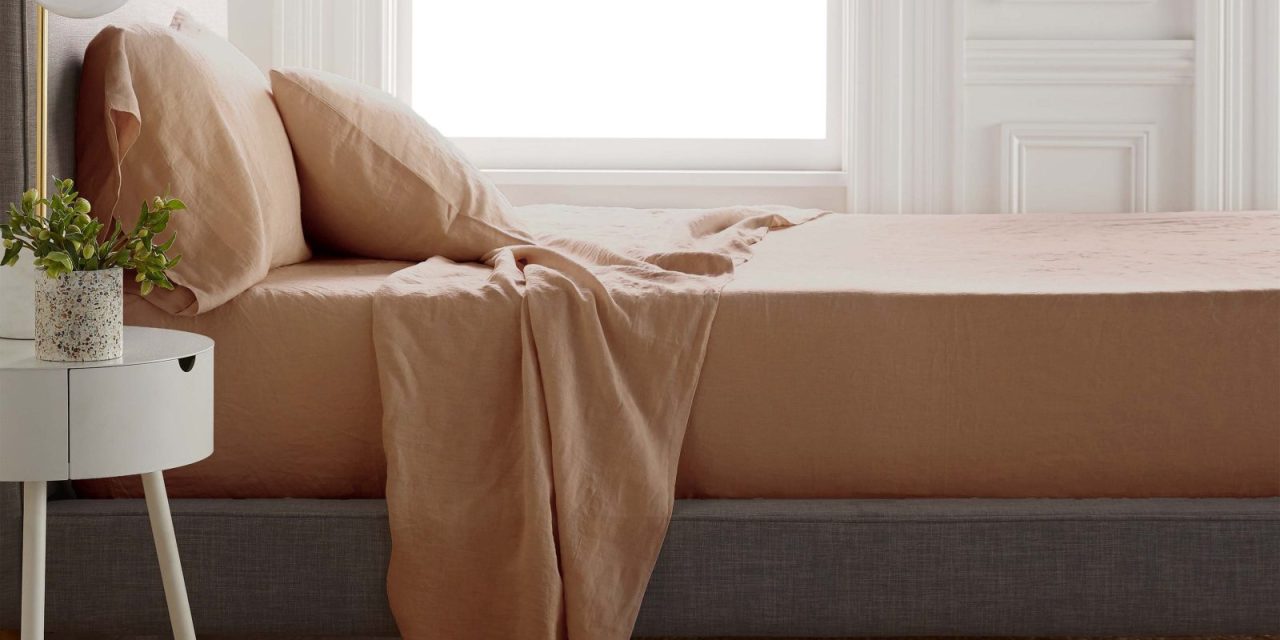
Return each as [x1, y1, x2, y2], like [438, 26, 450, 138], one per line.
[76, 258, 412, 499]
[678, 210, 1280, 498]
[78, 210, 1280, 499]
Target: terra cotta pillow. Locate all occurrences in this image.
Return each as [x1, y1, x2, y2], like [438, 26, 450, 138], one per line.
[77, 13, 310, 315]
[270, 68, 532, 262]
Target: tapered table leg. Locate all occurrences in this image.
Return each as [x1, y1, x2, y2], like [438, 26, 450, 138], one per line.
[20, 481, 45, 640]
[141, 471, 196, 640]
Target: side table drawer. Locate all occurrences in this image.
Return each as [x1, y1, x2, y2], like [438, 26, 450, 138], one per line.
[68, 349, 213, 479]
[0, 369, 69, 481]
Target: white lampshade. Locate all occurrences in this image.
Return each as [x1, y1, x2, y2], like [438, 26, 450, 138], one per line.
[36, 0, 130, 19]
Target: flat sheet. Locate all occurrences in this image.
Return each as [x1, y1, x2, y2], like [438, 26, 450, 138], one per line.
[77, 209, 1280, 502]
[373, 206, 819, 639]
[75, 258, 411, 499]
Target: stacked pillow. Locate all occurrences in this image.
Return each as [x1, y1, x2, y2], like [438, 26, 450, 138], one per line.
[78, 12, 529, 316]
[78, 11, 310, 314]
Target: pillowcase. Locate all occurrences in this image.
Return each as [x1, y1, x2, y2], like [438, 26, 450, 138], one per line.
[270, 68, 532, 262]
[77, 11, 310, 315]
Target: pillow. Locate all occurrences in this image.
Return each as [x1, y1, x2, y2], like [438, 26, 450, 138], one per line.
[77, 11, 310, 315]
[270, 68, 532, 262]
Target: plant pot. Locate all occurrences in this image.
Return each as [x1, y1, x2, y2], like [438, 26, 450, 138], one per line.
[34, 267, 123, 362]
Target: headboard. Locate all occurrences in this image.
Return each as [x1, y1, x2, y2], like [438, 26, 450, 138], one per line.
[0, 0, 227, 211]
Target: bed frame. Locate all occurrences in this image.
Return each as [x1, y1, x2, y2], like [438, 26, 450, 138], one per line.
[1, 1, 1278, 636]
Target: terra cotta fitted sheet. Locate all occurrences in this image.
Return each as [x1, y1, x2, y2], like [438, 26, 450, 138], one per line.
[78, 209, 1280, 500]
[76, 257, 411, 499]
[677, 209, 1280, 499]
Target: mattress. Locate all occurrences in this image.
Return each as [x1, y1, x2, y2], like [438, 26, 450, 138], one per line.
[77, 210, 1280, 499]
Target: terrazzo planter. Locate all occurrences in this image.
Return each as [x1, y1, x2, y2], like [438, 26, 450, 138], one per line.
[35, 267, 123, 362]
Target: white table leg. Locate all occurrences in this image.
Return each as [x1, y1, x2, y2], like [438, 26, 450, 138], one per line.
[141, 471, 196, 640]
[20, 481, 45, 640]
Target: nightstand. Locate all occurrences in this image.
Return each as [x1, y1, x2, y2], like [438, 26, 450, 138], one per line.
[0, 327, 213, 640]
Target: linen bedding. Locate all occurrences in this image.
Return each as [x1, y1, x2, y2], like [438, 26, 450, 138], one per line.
[77, 206, 1280, 639]
[76, 258, 410, 499]
[374, 205, 821, 638]
[80, 208, 1280, 504]
[358, 205, 1280, 640]
[682, 208, 1280, 499]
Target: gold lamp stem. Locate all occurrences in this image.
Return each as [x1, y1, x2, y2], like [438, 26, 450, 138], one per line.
[35, 4, 49, 206]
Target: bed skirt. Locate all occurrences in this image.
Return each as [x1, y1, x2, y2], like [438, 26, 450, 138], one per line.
[0, 485, 1277, 636]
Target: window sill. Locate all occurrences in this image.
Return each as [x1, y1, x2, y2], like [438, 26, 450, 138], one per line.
[482, 170, 847, 189]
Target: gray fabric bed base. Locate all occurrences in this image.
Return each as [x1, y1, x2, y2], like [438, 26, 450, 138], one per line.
[1, 485, 1278, 637]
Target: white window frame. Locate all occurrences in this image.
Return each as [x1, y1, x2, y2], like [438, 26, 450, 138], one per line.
[270, 0, 850, 197]
[390, 0, 845, 176]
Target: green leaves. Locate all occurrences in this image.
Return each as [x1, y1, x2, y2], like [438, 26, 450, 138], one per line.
[37, 251, 75, 275]
[0, 178, 184, 295]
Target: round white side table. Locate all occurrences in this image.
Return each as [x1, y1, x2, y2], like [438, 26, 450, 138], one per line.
[0, 327, 213, 640]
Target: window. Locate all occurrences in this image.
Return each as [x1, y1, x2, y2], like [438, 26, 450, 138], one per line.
[406, 0, 842, 172]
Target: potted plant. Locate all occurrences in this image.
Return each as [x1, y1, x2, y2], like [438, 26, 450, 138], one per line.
[1, 178, 184, 362]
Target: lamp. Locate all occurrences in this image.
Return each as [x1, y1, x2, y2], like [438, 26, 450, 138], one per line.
[0, 0, 129, 340]
[32, 0, 130, 19]
[12, 6, 131, 640]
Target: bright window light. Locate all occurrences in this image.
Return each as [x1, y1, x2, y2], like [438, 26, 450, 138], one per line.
[411, 0, 828, 140]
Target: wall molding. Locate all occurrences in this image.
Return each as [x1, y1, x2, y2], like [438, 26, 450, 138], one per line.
[1193, 0, 1280, 210]
[272, 0, 324, 69]
[1251, 0, 1280, 208]
[1195, 0, 1246, 210]
[1001, 123, 1155, 214]
[967, 40, 1194, 85]
[846, 0, 964, 214]
[272, 0, 401, 96]
[380, 0, 407, 99]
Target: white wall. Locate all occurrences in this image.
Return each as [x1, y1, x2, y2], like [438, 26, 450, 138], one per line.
[231, 0, 1280, 214]
[227, 0, 272, 72]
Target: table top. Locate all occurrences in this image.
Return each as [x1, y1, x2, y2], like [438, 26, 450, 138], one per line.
[0, 327, 213, 371]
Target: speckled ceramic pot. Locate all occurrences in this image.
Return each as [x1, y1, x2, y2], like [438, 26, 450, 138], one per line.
[34, 267, 123, 362]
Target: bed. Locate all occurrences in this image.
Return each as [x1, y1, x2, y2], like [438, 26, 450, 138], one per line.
[2, 1, 1279, 637]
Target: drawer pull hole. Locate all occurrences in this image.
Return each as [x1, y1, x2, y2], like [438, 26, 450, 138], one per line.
[178, 356, 197, 372]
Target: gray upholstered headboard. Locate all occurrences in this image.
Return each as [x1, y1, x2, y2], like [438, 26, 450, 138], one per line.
[0, 0, 227, 212]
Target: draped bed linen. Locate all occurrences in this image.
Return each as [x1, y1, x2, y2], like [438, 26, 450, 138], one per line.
[373, 206, 821, 639]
